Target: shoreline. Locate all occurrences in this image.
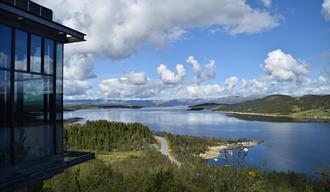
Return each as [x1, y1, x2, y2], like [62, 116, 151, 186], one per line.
[199, 140, 260, 159]
[216, 111, 330, 122]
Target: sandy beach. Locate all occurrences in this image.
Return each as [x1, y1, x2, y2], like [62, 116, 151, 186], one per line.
[199, 140, 260, 159]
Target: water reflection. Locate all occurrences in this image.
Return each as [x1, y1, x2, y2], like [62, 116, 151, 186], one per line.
[65, 107, 330, 176]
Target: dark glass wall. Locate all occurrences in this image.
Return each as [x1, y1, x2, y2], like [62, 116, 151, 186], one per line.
[44, 39, 54, 75]
[14, 73, 53, 163]
[0, 25, 12, 168]
[0, 25, 11, 68]
[56, 43, 63, 154]
[0, 23, 64, 168]
[30, 35, 42, 73]
[0, 71, 10, 167]
[15, 30, 28, 71]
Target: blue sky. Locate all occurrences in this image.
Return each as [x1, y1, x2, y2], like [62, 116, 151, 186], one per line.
[37, 0, 330, 100]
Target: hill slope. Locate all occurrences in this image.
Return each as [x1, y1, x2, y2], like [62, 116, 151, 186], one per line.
[215, 95, 330, 120]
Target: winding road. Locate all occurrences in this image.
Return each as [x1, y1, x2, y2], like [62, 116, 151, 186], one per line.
[154, 136, 181, 167]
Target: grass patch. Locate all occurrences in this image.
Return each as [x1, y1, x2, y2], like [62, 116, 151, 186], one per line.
[96, 151, 145, 163]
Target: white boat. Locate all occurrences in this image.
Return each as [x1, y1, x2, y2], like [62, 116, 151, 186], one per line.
[228, 150, 233, 156]
[243, 148, 249, 152]
[214, 158, 218, 162]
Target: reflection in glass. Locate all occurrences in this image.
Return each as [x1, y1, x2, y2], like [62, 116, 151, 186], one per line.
[0, 25, 11, 69]
[14, 73, 53, 163]
[15, 30, 28, 71]
[30, 35, 42, 73]
[44, 39, 54, 74]
[56, 43, 63, 153]
[0, 70, 10, 167]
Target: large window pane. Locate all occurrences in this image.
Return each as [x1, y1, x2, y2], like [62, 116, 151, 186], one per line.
[0, 25, 11, 69]
[44, 39, 54, 75]
[56, 43, 63, 153]
[14, 73, 53, 163]
[30, 35, 42, 73]
[15, 30, 28, 71]
[0, 70, 10, 168]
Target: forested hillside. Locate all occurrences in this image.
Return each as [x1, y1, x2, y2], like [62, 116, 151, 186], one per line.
[65, 120, 155, 151]
[216, 95, 330, 119]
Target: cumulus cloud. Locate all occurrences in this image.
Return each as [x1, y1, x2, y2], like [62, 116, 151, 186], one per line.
[263, 49, 309, 83]
[33, 0, 281, 98]
[240, 79, 268, 95]
[64, 54, 95, 81]
[63, 54, 96, 97]
[186, 56, 203, 82]
[182, 84, 225, 98]
[36, 0, 280, 59]
[185, 56, 217, 83]
[319, 75, 330, 83]
[261, 0, 272, 7]
[322, 0, 330, 21]
[225, 76, 239, 90]
[64, 80, 92, 97]
[124, 72, 148, 85]
[100, 78, 159, 99]
[157, 64, 186, 84]
[205, 60, 216, 79]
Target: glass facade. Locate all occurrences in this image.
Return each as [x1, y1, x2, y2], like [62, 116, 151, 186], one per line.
[30, 35, 42, 73]
[0, 24, 64, 168]
[14, 73, 53, 163]
[15, 30, 28, 71]
[0, 2, 91, 190]
[0, 25, 11, 69]
[56, 43, 63, 153]
[0, 71, 10, 167]
[44, 39, 54, 75]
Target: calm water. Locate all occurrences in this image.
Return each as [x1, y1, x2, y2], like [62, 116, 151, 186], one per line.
[64, 106, 330, 176]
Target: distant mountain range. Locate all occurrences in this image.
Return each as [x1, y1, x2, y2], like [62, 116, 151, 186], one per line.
[64, 94, 265, 107]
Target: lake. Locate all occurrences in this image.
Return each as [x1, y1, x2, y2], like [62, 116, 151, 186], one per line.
[64, 106, 330, 176]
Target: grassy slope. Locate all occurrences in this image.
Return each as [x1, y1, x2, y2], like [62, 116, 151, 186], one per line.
[216, 95, 330, 119]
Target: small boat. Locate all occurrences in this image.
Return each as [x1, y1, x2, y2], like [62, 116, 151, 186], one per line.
[228, 150, 233, 156]
[243, 148, 249, 152]
[214, 158, 218, 162]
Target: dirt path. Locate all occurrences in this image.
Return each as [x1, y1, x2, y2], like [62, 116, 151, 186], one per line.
[154, 136, 181, 167]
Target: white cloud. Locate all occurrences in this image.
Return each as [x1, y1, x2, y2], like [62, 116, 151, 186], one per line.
[35, 0, 280, 59]
[261, 0, 272, 8]
[186, 56, 203, 82]
[64, 80, 92, 97]
[182, 84, 225, 98]
[185, 56, 217, 83]
[157, 64, 186, 85]
[263, 49, 309, 82]
[319, 75, 330, 83]
[63, 54, 96, 97]
[33, 0, 280, 99]
[205, 60, 216, 79]
[96, 52, 330, 100]
[322, 0, 330, 21]
[99, 78, 160, 99]
[64, 54, 95, 81]
[225, 76, 239, 90]
[124, 72, 148, 85]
